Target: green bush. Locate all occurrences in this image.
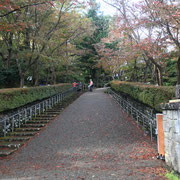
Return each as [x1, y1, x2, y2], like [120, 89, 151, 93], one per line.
[110, 81, 175, 112]
[0, 84, 72, 113]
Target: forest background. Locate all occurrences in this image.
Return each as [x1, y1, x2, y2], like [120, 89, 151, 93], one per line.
[0, 0, 179, 88]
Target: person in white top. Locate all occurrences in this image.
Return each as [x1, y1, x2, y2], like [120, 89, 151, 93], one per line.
[89, 79, 93, 91]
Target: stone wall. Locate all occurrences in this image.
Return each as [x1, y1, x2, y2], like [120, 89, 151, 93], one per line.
[162, 101, 180, 173]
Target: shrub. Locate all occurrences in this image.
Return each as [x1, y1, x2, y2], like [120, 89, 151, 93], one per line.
[0, 84, 72, 113]
[110, 81, 175, 112]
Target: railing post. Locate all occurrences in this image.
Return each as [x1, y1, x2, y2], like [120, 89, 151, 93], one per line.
[51, 97, 53, 107]
[55, 95, 57, 104]
[12, 117, 14, 132]
[39, 104, 41, 115]
[46, 100, 48, 111]
[42, 101, 45, 112]
[59, 94, 61, 102]
[4, 119, 7, 136]
[35, 105, 37, 117]
[150, 121, 153, 141]
[30, 107, 32, 120]
[18, 114, 20, 128]
[48, 99, 50, 109]
[25, 109, 27, 123]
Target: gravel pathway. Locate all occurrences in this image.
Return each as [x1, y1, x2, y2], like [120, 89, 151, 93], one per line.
[0, 88, 167, 180]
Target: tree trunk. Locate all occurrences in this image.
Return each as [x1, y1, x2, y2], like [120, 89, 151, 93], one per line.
[155, 66, 163, 86]
[34, 60, 39, 86]
[143, 61, 149, 83]
[16, 59, 25, 88]
[46, 68, 50, 85]
[157, 67, 163, 86]
[147, 56, 163, 86]
[177, 54, 180, 85]
[134, 58, 138, 82]
[53, 72, 56, 85]
[52, 66, 56, 84]
[50, 66, 56, 84]
[65, 65, 69, 82]
[7, 33, 13, 68]
[34, 76, 39, 86]
[20, 74, 25, 88]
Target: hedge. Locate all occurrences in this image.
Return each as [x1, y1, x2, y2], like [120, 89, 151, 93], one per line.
[110, 81, 175, 112]
[0, 84, 72, 113]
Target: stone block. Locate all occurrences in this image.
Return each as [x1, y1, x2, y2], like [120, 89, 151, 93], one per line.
[162, 105, 180, 173]
[171, 156, 180, 172]
[163, 110, 167, 116]
[163, 112, 167, 121]
[178, 165, 180, 173]
[177, 158, 180, 173]
[167, 111, 173, 120]
[174, 121, 180, 133]
[174, 143, 180, 158]
[172, 110, 178, 120]
[173, 133, 180, 143]
[163, 121, 170, 133]
[165, 153, 172, 166]
[169, 127, 175, 139]
[169, 120, 175, 129]
[164, 139, 171, 152]
[164, 132, 169, 139]
[177, 111, 180, 120]
[169, 141, 180, 172]
[165, 110, 179, 121]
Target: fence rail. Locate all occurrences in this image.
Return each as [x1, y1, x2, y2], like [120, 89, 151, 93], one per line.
[108, 88, 157, 141]
[0, 86, 83, 137]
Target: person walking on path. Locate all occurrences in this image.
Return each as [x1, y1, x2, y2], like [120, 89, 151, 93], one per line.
[73, 81, 78, 90]
[88, 79, 93, 92]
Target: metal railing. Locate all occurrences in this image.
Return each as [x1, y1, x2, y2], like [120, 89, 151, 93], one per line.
[108, 88, 156, 141]
[0, 87, 79, 137]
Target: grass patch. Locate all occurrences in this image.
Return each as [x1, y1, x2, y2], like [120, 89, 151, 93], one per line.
[165, 171, 180, 180]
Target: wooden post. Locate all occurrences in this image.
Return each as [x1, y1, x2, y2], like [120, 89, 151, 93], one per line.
[156, 114, 165, 156]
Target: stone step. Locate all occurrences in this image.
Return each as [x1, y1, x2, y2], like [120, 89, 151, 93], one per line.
[0, 141, 24, 148]
[15, 127, 41, 132]
[53, 106, 63, 108]
[34, 117, 52, 120]
[46, 111, 61, 113]
[55, 105, 64, 108]
[37, 114, 57, 118]
[26, 120, 50, 124]
[0, 136, 31, 142]
[47, 109, 62, 112]
[21, 124, 46, 128]
[0, 148, 17, 157]
[44, 112, 60, 114]
[10, 131, 37, 137]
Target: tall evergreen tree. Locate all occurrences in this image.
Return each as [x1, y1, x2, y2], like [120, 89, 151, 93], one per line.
[75, 0, 109, 84]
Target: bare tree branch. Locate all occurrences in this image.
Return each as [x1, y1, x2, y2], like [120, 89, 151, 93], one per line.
[0, 1, 50, 18]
